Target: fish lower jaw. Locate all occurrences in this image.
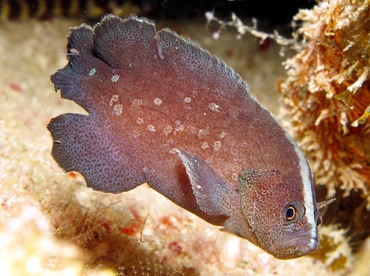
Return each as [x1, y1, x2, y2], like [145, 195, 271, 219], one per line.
[272, 233, 319, 259]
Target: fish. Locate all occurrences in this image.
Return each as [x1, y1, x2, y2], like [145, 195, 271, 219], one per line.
[47, 14, 322, 259]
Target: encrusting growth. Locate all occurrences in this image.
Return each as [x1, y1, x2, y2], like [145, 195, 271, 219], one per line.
[278, 0, 370, 206]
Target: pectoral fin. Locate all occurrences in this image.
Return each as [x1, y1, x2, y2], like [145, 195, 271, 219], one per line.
[176, 150, 235, 217]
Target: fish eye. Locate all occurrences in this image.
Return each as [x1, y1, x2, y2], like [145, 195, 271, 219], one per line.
[282, 202, 305, 225]
[285, 206, 296, 220]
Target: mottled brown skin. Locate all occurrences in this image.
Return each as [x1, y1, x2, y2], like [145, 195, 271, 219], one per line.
[48, 14, 320, 259]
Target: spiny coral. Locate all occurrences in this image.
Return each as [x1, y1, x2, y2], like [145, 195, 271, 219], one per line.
[278, 0, 370, 206]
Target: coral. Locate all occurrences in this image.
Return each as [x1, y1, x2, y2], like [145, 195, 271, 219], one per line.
[311, 225, 353, 272]
[349, 237, 370, 276]
[278, 0, 370, 206]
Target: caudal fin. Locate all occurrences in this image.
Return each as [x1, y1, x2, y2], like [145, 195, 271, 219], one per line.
[47, 113, 145, 193]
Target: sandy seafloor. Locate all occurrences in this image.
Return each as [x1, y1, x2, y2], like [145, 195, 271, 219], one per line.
[0, 18, 369, 275]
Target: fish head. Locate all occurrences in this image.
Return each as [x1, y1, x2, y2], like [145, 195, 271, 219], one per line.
[238, 169, 319, 259]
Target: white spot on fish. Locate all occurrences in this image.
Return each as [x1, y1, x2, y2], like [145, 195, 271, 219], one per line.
[132, 99, 143, 107]
[155, 33, 164, 60]
[213, 141, 222, 151]
[163, 125, 173, 136]
[113, 104, 123, 116]
[198, 128, 209, 139]
[201, 142, 209, 150]
[143, 166, 149, 174]
[109, 95, 119, 106]
[154, 97, 163, 105]
[111, 74, 120, 82]
[184, 97, 192, 103]
[232, 173, 238, 181]
[209, 102, 220, 112]
[132, 130, 140, 138]
[174, 120, 185, 134]
[89, 68, 96, 76]
[220, 132, 227, 138]
[69, 48, 79, 55]
[158, 45, 164, 60]
[136, 117, 144, 125]
[196, 185, 201, 189]
[174, 124, 184, 134]
[147, 124, 156, 132]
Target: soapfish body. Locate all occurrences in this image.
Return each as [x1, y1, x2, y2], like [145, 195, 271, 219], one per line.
[48, 15, 320, 259]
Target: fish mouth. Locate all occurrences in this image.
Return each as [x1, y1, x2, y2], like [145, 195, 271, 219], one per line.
[285, 235, 319, 249]
[273, 231, 319, 258]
